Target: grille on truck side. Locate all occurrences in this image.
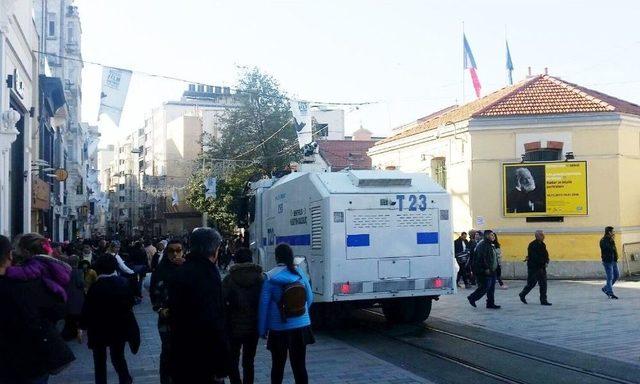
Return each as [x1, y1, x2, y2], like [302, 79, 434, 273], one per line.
[351, 213, 391, 229]
[310, 206, 322, 250]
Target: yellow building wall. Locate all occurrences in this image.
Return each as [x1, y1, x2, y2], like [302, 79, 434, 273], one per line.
[470, 122, 626, 262]
[497, 233, 617, 262]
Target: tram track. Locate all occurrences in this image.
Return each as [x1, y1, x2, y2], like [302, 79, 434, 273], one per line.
[329, 309, 639, 384]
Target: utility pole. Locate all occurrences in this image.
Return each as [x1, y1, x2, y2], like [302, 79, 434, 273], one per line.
[202, 155, 207, 227]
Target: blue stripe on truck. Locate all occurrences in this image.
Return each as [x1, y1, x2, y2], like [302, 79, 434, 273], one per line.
[275, 234, 311, 246]
[347, 234, 370, 247]
[417, 232, 439, 244]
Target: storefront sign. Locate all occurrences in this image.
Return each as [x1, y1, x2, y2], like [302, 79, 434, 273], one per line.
[32, 178, 50, 210]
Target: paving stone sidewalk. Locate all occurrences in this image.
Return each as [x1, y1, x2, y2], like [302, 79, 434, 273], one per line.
[51, 297, 431, 384]
[431, 279, 640, 365]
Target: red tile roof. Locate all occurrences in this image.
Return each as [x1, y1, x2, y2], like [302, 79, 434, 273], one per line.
[474, 75, 640, 117]
[376, 75, 640, 146]
[317, 140, 377, 170]
[377, 78, 529, 145]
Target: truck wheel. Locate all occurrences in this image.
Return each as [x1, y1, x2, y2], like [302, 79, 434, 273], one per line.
[410, 296, 432, 323]
[382, 297, 432, 324]
[382, 298, 414, 324]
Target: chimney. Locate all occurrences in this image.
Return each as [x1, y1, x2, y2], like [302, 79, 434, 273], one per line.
[544, 67, 548, 75]
[528, 67, 532, 77]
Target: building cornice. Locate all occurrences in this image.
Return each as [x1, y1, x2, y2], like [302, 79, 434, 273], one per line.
[468, 113, 622, 131]
[0, 0, 17, 33]
[369, 120, 470, 156]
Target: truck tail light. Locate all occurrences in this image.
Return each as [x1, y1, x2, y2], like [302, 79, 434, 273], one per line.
[433, 277, 444, 288]
[340, 282, 351, 294]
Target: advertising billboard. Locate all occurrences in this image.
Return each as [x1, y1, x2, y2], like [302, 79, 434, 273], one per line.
[503, 161, 588, 217]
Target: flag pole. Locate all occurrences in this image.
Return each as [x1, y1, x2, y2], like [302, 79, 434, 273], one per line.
[462, 21, 466, 104]
[505, 24, 513, 86]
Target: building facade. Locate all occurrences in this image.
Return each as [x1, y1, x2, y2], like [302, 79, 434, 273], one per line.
[32, 0, 98, 240]
[0, 0, 39, 238]
[134, 85, 242, 237]
[370, 75, 640, 278]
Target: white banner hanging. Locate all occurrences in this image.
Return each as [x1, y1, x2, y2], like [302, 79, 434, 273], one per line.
[171, 188, 179, 207]
[291, 100, 312, 148]
[205, 177, 217, 199]
[98, 67, 132, 126]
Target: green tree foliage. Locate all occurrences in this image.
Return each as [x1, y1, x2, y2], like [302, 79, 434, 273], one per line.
[207, 66, 298, 171]
[185, 164, 259, 235]
[186, 67, 298, 234]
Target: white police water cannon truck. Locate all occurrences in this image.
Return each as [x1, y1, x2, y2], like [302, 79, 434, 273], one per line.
[247, 170, 455, 324]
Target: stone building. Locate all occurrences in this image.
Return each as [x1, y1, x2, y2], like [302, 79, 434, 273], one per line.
[0, 0, 39, 238]
[32, 0, 97, 240]
[369, 74, 640, 278]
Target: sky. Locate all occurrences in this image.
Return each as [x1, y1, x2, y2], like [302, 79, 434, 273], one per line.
[75, 0, 640, 147]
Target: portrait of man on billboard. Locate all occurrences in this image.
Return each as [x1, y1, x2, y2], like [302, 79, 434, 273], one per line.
[505, 165, 546, 214]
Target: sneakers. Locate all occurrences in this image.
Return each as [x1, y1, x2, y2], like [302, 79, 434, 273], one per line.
[541, 302, 552, 306]
[498, 284, 509, 290]
[602, 287, 612, 298]
[610, 294, 619, 300]
[519, 293, 528, 304]
[467, 296, 477, 308]
[486, 304, 501, 309]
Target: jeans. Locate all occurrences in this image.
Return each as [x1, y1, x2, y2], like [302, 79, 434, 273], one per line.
[132, 265, 147, 298]
[468, 273, 497, 306]
[520, 267, 548, 303]
[456, 260, 470, 286]
[496, 264, 503, 285]
[92, 342, 132, 384]
[229, 335, 259, 384]
[602, 262, 619, 295]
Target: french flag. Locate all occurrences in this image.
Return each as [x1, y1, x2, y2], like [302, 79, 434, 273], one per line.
[463, 34, 481, 98]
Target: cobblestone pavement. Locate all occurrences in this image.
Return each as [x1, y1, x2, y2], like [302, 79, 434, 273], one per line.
[50, 278, 639, 383]
[431, 279, 640, 365]
[51, 296, 431, 384]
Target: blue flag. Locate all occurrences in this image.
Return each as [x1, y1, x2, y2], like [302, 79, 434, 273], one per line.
[506, 40, 514, 85]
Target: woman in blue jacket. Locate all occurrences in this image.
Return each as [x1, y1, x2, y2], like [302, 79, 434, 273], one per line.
[258, 243, 314, 384]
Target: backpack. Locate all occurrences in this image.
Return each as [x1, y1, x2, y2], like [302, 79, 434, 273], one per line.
[278, 279, 307, 322]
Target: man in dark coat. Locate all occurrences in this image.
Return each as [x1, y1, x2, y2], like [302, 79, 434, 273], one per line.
[467, 230, 481, 286]
[467, 230, 500, 309]
[129, 241, 149, 302]
[81, 254, 139, 384]
[169, 227, 229, 384]
[222, 248, 264, 384]
[454, 232, 470, 288]
[150, 239, 185, 384]
[519, 230, 552, 305]
[0, 235, 75, 383]
[600, 226, 619, 299]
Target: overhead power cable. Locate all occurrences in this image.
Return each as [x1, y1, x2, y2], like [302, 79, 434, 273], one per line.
[32, 50, 379, 107]
[231, 118, 293, 160]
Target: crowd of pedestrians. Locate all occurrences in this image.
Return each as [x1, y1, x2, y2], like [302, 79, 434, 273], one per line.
[457, 226, 623, 310]
[0, 228, 314, 384]
[0, 224, 625, 383]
